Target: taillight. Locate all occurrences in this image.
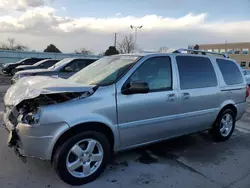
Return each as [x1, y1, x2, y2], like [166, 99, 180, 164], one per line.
[246, 85, 249, 99]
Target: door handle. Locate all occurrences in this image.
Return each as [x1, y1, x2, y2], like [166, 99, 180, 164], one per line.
[167, 94, 177, 102]
[181, 92, 190, 100]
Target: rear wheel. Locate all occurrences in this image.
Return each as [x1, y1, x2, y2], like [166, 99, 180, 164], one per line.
[211, 109, 236, 141]
[53, 131, 111, 185]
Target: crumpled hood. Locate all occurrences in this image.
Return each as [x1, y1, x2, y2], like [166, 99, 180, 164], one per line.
[16, 69, 53, 75]
[4, 76, 94, 106]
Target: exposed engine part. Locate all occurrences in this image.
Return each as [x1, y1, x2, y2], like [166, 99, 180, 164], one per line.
[10, 91, 91, 126]
[16, 91, 87, 113]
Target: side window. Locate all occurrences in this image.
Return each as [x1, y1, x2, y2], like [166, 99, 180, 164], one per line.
[43, 60, 57, 68]
[61, 60, 77, 72]
[86, 59, 97, 66]
[216, 59, 243, 85]
[75, 60, 89, 71]
[129, 56, 172, 92]
[176, 56, 217, 90]
[241, 62, 246, 67]
[22, 59, 37, 65]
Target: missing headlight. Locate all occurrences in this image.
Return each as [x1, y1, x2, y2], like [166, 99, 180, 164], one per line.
[23, 109, 41, 125]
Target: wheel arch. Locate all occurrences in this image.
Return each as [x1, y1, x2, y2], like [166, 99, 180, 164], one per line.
[51, 122, 116, 161]
[216, 103, 237, 123]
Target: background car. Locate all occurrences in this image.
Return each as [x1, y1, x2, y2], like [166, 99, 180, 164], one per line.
[13, 59, 59, 74]
[11, 57, 99, 84]
[2, 58, 47, 75]
[242, 68, 250, 86]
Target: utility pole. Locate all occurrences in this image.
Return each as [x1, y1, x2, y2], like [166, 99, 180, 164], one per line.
[130, 25, 143, 49]
[114, 33, 117, 48]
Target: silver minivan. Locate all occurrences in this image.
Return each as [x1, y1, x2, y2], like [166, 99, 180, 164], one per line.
[3, 50, 248, 185]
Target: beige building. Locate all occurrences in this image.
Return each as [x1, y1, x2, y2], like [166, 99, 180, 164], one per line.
[199, 42, 250, 69]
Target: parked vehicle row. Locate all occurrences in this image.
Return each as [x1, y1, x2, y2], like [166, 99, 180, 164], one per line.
[2, 58, 47, 75]
[11, 57, 99, 84]
[13, 59, 59, 73]
[2, 49, 248, 185]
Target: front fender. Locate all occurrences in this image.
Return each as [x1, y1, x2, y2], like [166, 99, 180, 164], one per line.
[67, 114, 120, 150]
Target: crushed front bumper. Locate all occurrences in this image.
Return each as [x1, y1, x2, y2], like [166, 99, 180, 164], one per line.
[3, 112, 70, 160]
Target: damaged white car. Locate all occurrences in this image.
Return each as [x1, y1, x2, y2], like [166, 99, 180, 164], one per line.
[2, 52, 247, 185]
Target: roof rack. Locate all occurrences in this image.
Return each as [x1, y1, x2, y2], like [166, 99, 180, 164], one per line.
[173, 48, 229, 58]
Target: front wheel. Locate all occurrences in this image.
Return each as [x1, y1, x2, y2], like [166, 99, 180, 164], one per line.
[53, 131, 111, 185]
[211, 109, 236, 141]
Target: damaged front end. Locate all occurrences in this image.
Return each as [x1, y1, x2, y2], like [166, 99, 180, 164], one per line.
[9, 91, 88, 127]
[6, 91, 91, 161]
[4, 76, 96, 160]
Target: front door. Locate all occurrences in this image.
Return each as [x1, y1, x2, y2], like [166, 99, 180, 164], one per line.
[116, 56, 180, 148]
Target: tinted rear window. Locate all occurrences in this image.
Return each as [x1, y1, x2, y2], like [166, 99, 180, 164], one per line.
[216, 59, 243, 85]
[176, 56, 217, 89]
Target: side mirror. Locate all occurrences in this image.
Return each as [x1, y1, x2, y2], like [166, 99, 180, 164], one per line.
[64, 66, 73, 72]
[122, 81, 149, 95]
[39, 64, 44, 68]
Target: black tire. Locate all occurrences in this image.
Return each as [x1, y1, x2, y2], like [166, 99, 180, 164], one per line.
[53, 131, 111, 185]
[211, 109, 236, 141]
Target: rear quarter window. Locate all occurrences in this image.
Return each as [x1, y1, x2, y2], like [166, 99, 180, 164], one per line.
[216, 59, 243, 85]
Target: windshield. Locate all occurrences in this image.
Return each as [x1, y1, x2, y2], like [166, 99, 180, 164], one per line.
[69, 55, 141, 86]
[48, 58, 71, 70]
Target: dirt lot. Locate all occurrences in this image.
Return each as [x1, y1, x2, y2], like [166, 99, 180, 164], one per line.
[0, 74, 250, 188]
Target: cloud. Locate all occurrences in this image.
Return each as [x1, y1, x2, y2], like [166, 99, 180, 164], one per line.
[116, 13, 122, 17]
[61, 6, 66, 11]
[0, 7, 250, 53]
[0, 0, 46, 11]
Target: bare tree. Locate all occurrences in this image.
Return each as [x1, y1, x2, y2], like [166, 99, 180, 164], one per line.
[118, 35, 135, 54]
[75, 48, 92, 55]
[158, 46, 169, 53]
[0, 37, 28, 51]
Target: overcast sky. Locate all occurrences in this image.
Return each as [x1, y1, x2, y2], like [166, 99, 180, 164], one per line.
[1, 0, 250, 54]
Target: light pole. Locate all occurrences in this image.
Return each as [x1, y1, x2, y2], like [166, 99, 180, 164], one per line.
[130, 25, 143, 48]
[114, 33, 117, 48]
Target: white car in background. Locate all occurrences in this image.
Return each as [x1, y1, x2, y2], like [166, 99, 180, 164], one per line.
[242, 68, 250, 86]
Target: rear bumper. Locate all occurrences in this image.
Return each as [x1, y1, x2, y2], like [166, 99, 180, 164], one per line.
[3, 112, 70, 160]
[235, 102, 247, 121]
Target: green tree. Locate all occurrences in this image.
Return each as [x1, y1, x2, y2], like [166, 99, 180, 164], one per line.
[104, 46, 119, 56]
[44, 44, 61, 53]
